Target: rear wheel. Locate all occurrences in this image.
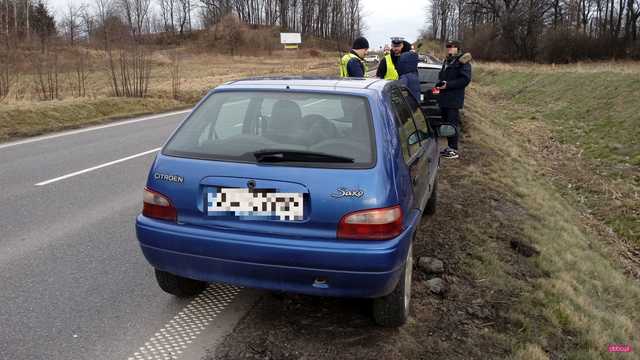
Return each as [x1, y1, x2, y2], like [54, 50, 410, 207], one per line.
[154, 269, 207, 297]
[372, 244, 413, 327]
[424, 178, 438, 216]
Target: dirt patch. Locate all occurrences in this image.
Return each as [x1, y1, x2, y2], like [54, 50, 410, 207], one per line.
[210, 121, 545, 360]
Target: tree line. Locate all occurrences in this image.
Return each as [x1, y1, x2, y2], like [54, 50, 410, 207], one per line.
[1, 0, 364, 48]
[200, 0, 364, 43]
[425, 0, 640, 61]
[0, 0, 365, 101]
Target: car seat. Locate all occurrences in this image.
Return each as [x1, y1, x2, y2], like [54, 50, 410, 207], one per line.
[265, 100, 307, 146]
[302, 114, 338, 146]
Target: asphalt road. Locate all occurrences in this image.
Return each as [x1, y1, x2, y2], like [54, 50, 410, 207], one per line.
[0, 111, 259, 360]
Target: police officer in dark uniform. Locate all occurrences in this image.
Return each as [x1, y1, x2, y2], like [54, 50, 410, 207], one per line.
[376, 37, 410, 80]
[436, 40, 472, 159]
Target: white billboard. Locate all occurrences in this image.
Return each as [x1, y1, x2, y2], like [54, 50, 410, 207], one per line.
[280, 33, 302, 44]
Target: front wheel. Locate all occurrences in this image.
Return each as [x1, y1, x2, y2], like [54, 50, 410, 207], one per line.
[155, 269, 207, 297]
[372, 244, 413, 327]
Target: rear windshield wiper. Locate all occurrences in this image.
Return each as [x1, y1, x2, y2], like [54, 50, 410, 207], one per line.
[253, 150, 354, 163]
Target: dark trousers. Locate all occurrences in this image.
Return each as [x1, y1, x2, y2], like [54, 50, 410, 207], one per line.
[441, 107, 460, 150]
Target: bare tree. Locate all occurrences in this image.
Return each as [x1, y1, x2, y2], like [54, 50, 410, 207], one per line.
[170, 49, 180, 100]
[96, 0, 120, 96]
[25, 0, 29, 41]
[62, 4, 81, 45]
[215, 13, 243, 55]
[118, 0, 151, 39]
[33, 49, 59, 100]
[79, 4, 96, 40]
[117, 44, 151, 97]
[73, 47, 90, 97]
[176, 0, 191, 35]
[159, 0, 176, 33]
[0, 49, 13, 100]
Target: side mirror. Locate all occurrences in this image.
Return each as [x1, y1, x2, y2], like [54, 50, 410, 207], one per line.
[408, 131, 429, 145]
[408, 132, 420, 146]
[438, 125, 456, 138]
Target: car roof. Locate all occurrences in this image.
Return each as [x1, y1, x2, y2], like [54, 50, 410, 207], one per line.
[418, 62, 442, 70]
[217, 76, 387, 92]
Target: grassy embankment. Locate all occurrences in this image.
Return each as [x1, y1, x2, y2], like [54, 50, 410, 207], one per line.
[476, 62, 639, 246]
[211, 64, 639, 360]
[464, 63, 639, 358]
[0, 50, 336, 142]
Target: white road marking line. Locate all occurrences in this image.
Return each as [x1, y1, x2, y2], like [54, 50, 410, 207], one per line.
[127, 284, 241, 360]
[35, 148, 161, 186]
[0, 110, 190, 150]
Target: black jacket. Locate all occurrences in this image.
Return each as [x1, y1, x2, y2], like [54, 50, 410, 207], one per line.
[438, 53, 472, 109]
[375, 52, 398, 79]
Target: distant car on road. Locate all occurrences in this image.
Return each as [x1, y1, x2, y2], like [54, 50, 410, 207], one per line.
[136, 77, 454, 327]
[364, 55, 379, 64]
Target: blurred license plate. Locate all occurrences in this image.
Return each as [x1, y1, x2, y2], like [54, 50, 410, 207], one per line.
[206, 188, 304, 221]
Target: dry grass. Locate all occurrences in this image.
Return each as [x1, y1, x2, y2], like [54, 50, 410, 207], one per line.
[474, 63, 640, 246]
[0, 49, 337, 142]
[476, 60, 640, 74]
[464, 80, 640, 358]
[148, 50, 338, 102]
[0, 97, 185, 141]
[3, 49, 337, 104]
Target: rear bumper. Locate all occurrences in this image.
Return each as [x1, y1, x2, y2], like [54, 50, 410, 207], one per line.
[136, 213, 419, 298]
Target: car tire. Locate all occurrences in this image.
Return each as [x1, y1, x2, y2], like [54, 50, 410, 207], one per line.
[372, 243, 413, 327]
[424, 178, 438, 216]
[154, 269, 207, 297]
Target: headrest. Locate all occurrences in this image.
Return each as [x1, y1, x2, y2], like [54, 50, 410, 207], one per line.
[271, 100, 302, 130]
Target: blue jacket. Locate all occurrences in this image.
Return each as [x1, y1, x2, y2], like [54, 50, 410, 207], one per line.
[397, 51, 420, 102]
[346, 51, 365, 77]
[438, 53, 472, 109]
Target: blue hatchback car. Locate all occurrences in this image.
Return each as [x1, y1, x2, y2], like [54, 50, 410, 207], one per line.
[136, 77, 452, 326]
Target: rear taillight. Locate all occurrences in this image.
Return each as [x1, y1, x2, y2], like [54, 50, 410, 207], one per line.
[142, 187, 177, 222]
[337, 205, 403, 240]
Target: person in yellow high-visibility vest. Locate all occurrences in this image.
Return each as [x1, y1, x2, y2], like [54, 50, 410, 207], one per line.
[339, 37, 369, 78]
[376, 37, 407, 80]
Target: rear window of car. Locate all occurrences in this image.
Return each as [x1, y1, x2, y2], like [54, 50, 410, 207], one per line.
[163, 91, 376, 168]
[419, 68, 439, 83]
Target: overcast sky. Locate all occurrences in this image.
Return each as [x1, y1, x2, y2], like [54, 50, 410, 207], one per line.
[361, 0, 428, 49]
[48, 0, 427, 49]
